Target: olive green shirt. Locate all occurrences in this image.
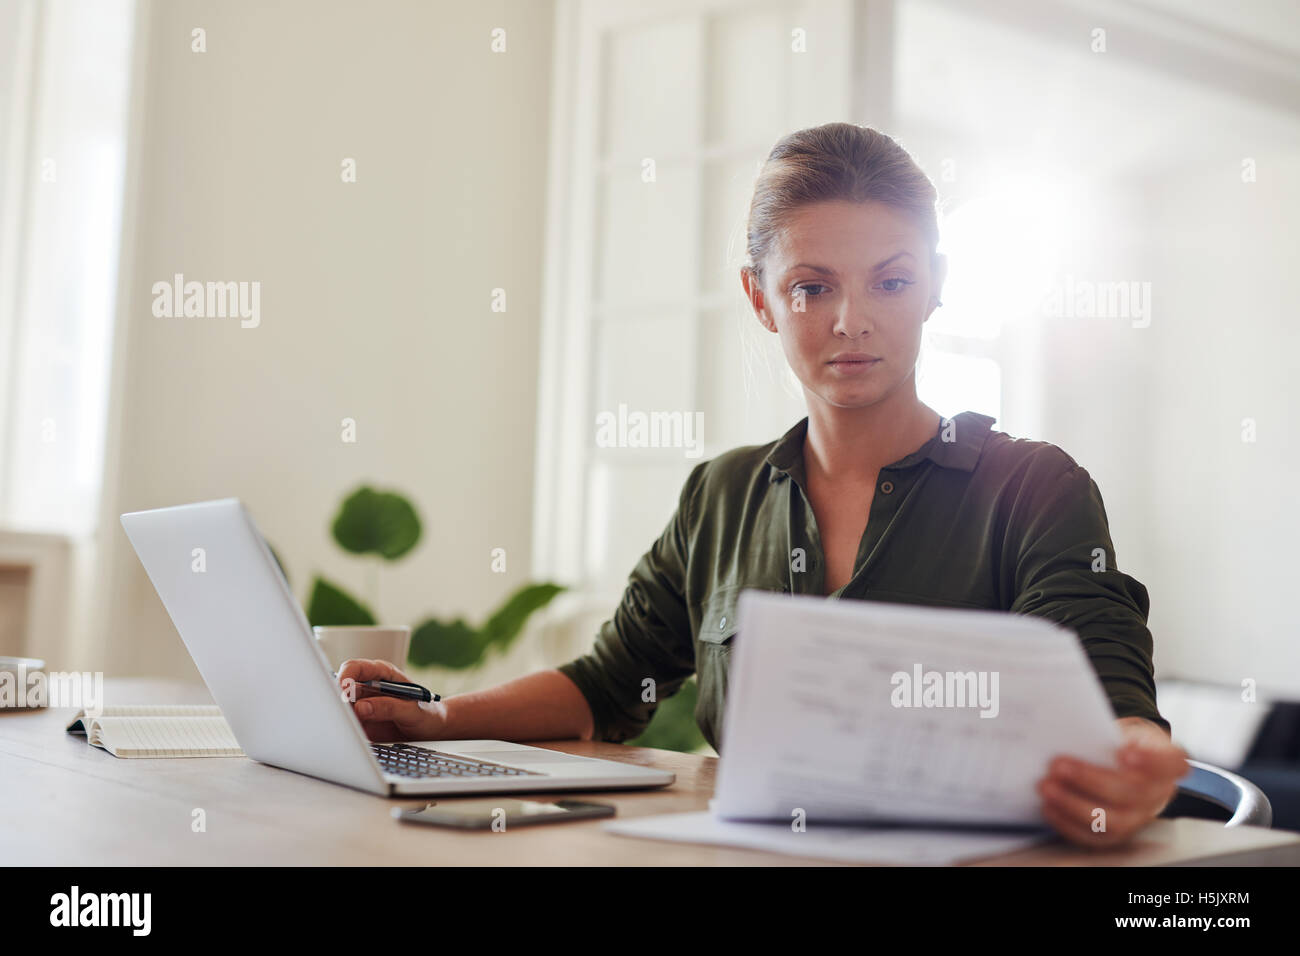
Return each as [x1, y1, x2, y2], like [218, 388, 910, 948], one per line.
[558, 411, 1169, 752]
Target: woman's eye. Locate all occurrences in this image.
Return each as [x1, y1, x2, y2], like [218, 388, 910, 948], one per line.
[878, 278, 914, 294]
[795, 283, 830, 297]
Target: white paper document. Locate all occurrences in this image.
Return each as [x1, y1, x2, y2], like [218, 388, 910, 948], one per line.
[711, 590, 1123, 828]
[603, 811, 1052, 865]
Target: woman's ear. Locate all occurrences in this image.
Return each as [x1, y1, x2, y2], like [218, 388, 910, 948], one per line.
[741, 267, 778, 333]
[926, 253, 949, 318]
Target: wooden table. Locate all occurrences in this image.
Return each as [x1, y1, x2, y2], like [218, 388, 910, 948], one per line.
[3, 678, 1298, 866]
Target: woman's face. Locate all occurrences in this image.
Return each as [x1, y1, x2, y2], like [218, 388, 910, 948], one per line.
[743, 199, 945, 412]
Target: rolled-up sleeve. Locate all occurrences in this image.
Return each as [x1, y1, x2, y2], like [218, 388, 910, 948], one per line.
[555, 464, 703, 743]
[1004, 454, 1171, 734]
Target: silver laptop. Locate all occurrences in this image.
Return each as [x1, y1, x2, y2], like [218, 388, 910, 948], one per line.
[120, 498, 674, 796]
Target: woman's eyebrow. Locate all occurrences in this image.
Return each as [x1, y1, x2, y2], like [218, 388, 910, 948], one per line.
[871, 250, 915, 270]
[787, 263, 837, 277]
[785, 250, 915, 278]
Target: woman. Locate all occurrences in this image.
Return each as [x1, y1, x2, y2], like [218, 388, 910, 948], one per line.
[340, 123, 1188, 848]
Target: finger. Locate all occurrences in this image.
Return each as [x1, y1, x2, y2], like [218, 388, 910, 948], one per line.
[1051, 768, 1178, 834]
[337, 658, 411, 685]
[340, 677, 394, 703]
[369, 658, 411, 681]
[353, 694, 424, 723]
[1118, 740, 1191, 781]
[343, 684, 388, 704]
[1040, 800, 1128, 849]
[1040, 800, 1098, 847]
[1047, 757, 1150, 810]
[1039, 777, 1144, 837]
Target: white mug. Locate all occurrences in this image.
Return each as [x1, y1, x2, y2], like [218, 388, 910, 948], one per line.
[312, 625, 411, 673]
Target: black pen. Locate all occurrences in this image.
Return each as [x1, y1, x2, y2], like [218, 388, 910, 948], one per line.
[337, 675, 440, 703]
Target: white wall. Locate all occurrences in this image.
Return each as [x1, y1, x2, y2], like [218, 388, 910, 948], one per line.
[89, 0, 556, 678]
[1139, 146, 1300, 691]
[1017, 147, 1300, 693]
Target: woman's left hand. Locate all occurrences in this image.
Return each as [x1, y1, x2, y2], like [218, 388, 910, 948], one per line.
[1036, 716, 1190, 848]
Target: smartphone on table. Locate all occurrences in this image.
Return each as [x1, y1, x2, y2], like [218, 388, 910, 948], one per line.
[393, 798, 615, 830]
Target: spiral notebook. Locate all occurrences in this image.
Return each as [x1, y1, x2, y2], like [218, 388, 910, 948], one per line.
[65, 704, 244, 758]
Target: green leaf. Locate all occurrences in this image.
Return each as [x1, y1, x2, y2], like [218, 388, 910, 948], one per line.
[331, 487, 421, 560]
[408, 617, 487, 669]
[306, 576, 376, 627]
[481, 582, 566, 653]
[407, 582, 567, 670]
[628, 678, 707, 753]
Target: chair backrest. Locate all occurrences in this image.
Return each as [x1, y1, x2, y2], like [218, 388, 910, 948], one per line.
[1168, 760, 1273, 828]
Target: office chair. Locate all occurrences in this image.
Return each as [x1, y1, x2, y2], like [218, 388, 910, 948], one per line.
[1159, 760, 1273, 828]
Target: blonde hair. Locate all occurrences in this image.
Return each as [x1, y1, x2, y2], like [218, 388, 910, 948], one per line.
[729, 124, 942, 411]
[743, 122, 940, 287]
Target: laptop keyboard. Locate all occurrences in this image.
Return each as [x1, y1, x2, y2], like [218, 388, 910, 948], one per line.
[371, 743, 543, 779]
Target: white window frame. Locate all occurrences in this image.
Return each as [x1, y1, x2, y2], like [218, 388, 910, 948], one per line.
[533, 0, 866, 598]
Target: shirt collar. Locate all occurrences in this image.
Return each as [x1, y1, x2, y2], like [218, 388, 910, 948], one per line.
[764, 410, 997, 484]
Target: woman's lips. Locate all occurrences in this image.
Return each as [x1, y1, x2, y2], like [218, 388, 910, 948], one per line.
[827, 357, 881, 371]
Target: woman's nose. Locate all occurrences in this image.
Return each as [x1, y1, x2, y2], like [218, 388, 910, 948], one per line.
[832, 305, 876, 337]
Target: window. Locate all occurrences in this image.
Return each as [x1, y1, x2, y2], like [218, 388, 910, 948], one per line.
[0, 0, 137, 534]
[535, 0, 855, 598]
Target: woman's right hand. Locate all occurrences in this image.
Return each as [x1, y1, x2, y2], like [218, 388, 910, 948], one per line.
[336, 658, 447, 742]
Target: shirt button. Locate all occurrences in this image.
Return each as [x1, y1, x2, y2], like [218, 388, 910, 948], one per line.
[719, 616, 727, 629]
[880, 480, 894, 494]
